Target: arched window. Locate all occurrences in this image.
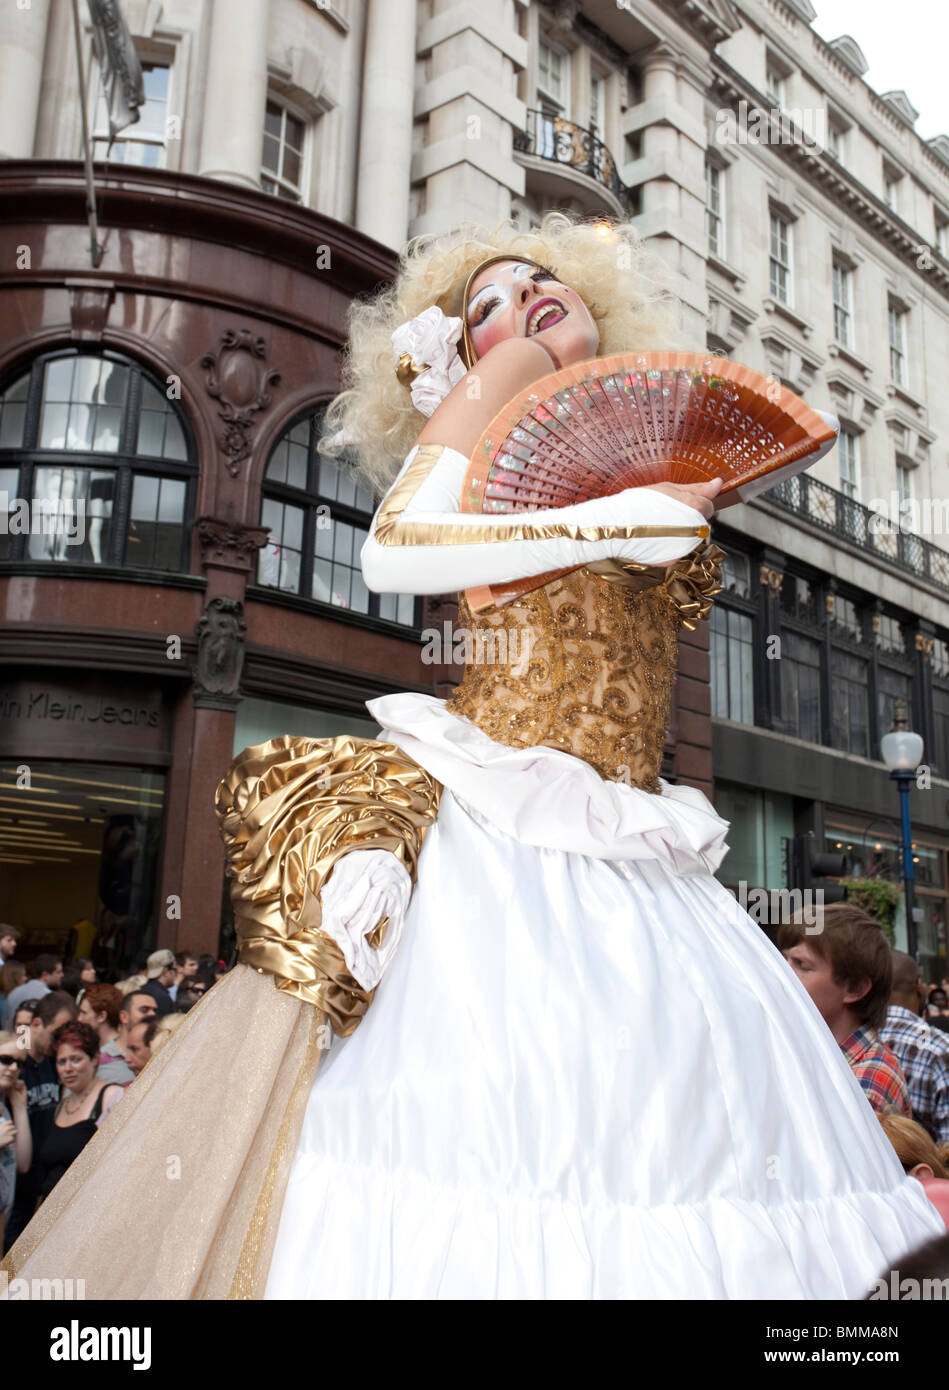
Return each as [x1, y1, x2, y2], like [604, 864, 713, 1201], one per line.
[258, 408, 418, 627]
[0, 349, 195, 570]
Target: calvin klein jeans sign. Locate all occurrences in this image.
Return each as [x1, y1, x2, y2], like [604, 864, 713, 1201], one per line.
[0, 680, 169, 762]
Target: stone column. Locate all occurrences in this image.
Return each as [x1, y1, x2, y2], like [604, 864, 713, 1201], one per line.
[355, 0, 418, 249]
[198, 0, 271, 189]
[0, 0, 51, 158]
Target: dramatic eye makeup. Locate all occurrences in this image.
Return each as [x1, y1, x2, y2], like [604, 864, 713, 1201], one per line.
[467, 264, 559, 326]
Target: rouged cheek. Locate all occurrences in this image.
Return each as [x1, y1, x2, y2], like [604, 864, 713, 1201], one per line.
[468, 311, 516, 358]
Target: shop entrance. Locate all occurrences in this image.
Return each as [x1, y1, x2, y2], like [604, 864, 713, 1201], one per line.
[0, 760, 165, 976]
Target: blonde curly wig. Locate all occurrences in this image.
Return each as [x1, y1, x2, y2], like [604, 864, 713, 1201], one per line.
[322, 212, 684, 494]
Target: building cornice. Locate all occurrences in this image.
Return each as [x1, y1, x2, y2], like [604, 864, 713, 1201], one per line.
[710, 65, 949, 303]
[0, 161, 398, 295]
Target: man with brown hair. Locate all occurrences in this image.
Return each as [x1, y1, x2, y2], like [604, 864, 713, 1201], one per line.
[778, 903, 910, 1116]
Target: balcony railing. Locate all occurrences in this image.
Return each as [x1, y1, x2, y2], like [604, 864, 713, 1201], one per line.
[765, 473, 949, 594]
[514, 109, 629, 205]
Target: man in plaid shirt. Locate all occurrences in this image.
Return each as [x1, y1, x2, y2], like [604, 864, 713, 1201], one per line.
[779, 904, 910, 1116]
[880, 950, 949, 1144]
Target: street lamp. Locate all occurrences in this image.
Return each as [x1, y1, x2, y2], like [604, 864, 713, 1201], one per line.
[880, 700, 924, 959]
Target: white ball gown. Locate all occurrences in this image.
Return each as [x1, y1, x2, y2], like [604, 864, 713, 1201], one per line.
[2, 449, 941, 1300]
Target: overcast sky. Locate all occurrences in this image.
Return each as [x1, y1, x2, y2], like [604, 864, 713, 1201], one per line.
[810, 0, 947, 139]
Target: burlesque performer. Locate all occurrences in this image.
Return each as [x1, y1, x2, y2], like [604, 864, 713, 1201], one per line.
[3, 215, 941, 1299]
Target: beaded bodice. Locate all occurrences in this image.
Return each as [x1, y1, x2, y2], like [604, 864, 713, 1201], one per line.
[446, 543, 724, 789]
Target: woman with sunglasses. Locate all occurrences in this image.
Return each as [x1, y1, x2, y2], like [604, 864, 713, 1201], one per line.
[0, 1030, 32, 1250]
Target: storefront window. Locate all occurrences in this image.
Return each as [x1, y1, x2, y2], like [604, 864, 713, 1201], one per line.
[713, 783, 795, 895]
[0, 760, 166, 977]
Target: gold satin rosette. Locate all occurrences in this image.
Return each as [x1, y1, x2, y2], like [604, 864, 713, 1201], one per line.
[217, 734, 442, 1034]
[587, 539, 725, 631]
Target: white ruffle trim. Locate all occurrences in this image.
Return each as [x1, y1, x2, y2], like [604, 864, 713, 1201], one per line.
[367, 692, 731, 878]
[267, 1152, 940, 1300]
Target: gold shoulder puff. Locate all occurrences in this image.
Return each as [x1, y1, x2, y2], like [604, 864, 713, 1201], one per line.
[216, 735, 442, 1035]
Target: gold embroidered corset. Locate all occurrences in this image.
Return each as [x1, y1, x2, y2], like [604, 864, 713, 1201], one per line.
[446, 542, 724, 790]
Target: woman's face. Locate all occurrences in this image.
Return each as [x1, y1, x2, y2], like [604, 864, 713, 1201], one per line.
[56, 1043, 96, 1093]
[465, 259, 599, 368]
[80, 963, 97, 985]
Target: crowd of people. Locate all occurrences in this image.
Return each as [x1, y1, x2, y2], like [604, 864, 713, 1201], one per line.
[0, 925, 224, 1252]
[1, 907, 948, 1286]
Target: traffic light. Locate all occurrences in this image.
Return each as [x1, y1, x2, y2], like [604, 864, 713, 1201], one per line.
[793, 832, 848, 904]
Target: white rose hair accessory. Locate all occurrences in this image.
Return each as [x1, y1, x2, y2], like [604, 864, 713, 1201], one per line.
[391, 305, 467, 417]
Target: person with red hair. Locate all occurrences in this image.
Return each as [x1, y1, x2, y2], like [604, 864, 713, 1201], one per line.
[35, 1022, 123, 1203]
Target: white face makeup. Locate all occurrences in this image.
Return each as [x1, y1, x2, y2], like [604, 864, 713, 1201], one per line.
[464, 258, 600, 368]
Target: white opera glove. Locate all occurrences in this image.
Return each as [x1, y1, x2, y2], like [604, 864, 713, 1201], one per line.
[318, 848, 413, 991]
[361, 443, 709, 596]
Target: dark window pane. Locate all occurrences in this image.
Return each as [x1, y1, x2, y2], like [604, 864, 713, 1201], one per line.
[30, 466, 113, 564]
[43, 359, 74, 402]
[266, 438, 289, 484]
[287, 441, 308, 490]
[162, 413, 186, 461]
[0, 402, 26, 447]
[265, 101, 282, 137]
[137, 410, 165, 457]
[282, 146, 301, 187]
[262, 133, 281, 173]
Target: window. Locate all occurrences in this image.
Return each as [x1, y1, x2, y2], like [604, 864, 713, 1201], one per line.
[830, 650, 869, 756]
[779, 574, 817, 624]
[888, 304, 907, 384]
[710, 605, 754, 724]
[589, 73, 604, 134]
[705, 160, 724, 258]
[826, 121, 846, 165]
[719, 550, 750, 599]
[769, 212, 792, 304]
[878, 666, 912, 741]
[937, 217, 949, 259]
[832, 258, 852, 346]
[933, 678, 949, 776]
[838, 429, 859, 499]
[883, 168, 901, 211]
[261, 99, 306, 201]
[0, 350, 193, 570]
[896, 461, 915, 530]
[765, 63, 786, 109]
[876, 614, 905, 655]
[780, 632, 821, 743]
[258, 408, 418, 627]
[831, 594, 863, 643]
[538, 38, 568, 108]
[92, 60, 170, 168]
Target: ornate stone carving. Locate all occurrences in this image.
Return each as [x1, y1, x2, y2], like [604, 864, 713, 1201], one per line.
[193, 597, 247, 708]
[196, 516, 270, 573]
[201, 329, 281, 478]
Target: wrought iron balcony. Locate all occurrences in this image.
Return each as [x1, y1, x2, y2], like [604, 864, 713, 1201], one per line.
[514, 109, 629, 206]
[764, 473, 949, 594]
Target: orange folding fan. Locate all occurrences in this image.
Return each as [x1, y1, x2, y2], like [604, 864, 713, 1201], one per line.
[460, 352, 837, 610]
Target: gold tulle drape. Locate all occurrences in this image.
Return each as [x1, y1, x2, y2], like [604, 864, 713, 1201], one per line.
[1, 736, 441, 1299]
